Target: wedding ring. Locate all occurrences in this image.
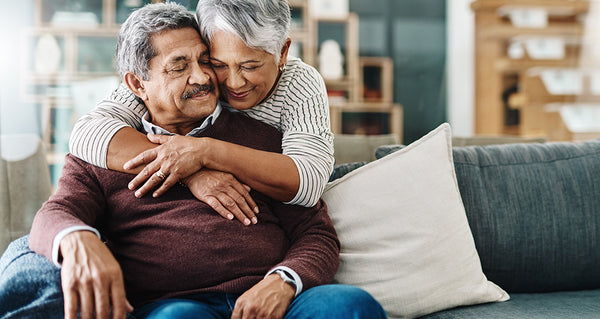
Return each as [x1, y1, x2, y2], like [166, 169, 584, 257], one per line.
[156, 170, 166, 180]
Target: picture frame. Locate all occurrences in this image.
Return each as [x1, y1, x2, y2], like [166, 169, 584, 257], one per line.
[309, 0, 349, 19]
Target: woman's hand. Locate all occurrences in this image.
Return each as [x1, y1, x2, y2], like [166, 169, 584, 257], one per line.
[185, 170, 259, 226]
[125, 134, 206, 198]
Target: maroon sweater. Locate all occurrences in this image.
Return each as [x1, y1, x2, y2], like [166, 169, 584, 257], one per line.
[29, 109, 340, 307]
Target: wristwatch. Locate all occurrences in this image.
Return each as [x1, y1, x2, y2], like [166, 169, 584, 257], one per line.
[275, 269, 297, 289]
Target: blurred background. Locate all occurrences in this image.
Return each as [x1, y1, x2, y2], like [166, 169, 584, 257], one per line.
[2, 0, 600, 186]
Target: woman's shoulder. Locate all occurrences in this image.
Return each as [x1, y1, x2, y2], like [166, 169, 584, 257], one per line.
[281, 57, 327, 95]
[285, 57, 323, 81]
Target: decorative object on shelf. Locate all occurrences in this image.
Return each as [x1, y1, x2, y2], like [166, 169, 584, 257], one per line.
[34, 34, 62, 75]
[309, 0, 348, 19]
[41, 0, 103, 26]
[524, 37, 565, 60]
[498, 6, 548, 28]
[532, 68, 583, 95]
[51, 11, 99, 26]
[319, 39, 344, 80]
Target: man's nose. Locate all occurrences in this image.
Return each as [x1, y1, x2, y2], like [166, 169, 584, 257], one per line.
[189, 63, 210, 85]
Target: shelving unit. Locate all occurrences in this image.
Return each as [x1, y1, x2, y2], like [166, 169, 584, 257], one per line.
[311, 11, 401, 142]
[471, 0, 600, 141]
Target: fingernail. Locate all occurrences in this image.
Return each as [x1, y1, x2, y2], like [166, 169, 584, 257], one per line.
[227, 214, 234, 220]
[135, 191, 141, 198]
[244, 218, 251, 226]
[252, 217, 258, 224]
[254, 207, 260, 214]
[128, 183, 134, 190]
[153, 192, 158, 198]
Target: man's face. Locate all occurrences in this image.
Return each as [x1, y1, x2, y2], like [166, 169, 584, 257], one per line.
[141, 27, 219, 132]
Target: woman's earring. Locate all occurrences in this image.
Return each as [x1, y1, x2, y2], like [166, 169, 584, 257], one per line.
[279, 65, 286, 72]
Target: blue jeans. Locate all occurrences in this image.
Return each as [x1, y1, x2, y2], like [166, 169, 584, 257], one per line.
[0, 236, 387, 319]
[134, 285, 387, 319]
[0, 236, 63, 319]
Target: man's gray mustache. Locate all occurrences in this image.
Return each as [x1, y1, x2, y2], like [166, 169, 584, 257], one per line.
[181, 84, 215, 100]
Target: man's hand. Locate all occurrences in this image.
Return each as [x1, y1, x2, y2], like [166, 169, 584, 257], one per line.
[124, 134, 206, 198]
[59, 231, 133, 319]
[185, 170, 259, 226]
[231, 273, 296, 319]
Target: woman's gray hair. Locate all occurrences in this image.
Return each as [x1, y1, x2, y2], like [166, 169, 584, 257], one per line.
[196, 0, 291, 63]
[116, 2, 199, 80]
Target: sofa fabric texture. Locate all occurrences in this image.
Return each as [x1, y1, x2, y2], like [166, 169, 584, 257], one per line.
[420, 290, 600, 319]
[377, 138, 600, 294]
[370, 137, 600, 317]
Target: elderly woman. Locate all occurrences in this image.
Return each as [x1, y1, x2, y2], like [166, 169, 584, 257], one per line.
[69, 0, 333, 224]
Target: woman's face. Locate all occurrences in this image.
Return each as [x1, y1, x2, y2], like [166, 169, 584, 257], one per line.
[208, 30, 289, 110]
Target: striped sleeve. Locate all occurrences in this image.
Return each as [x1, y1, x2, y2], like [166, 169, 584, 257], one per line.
[284, 131, 334, 207]
[280, 61, 334, 207]
[69, 84, 147, 168]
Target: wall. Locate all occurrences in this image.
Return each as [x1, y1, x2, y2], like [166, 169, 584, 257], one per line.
[349, 0, 448, 144]
[447, 0, 475, 136]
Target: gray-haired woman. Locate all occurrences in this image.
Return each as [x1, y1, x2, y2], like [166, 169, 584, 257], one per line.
[69, 0, 333, 224]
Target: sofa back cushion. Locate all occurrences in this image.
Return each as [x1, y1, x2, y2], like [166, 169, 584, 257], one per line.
[380, 139, 600, 293]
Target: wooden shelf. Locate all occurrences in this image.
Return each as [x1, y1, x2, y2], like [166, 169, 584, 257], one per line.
[471, 0, 598, 140]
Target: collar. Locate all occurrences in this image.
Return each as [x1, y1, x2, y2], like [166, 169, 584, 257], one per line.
[141, 102, 222, 137]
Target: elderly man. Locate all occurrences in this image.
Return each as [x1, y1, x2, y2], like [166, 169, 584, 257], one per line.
[0, 3, 387, 319]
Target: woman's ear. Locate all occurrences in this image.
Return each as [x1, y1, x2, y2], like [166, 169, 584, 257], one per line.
[278, 38, 292, 68]
[123, 72, 148, 101]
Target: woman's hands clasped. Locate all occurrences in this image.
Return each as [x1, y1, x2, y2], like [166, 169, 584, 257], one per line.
[124, 133, 259, 225]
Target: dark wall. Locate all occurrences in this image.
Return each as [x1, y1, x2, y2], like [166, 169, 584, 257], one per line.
[350, 0, 447, 143]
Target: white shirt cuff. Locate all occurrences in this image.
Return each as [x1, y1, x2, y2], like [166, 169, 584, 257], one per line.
[52, 226, 101, 267]
[265, 266, 303, 297]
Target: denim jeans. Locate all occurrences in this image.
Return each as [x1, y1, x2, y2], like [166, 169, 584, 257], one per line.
[0, 236, 63, 319]
[1, 236, 387, 319]
[134, 285, 387, 319]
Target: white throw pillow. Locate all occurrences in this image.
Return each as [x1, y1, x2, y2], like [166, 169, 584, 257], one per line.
[323, 123, 509, 319]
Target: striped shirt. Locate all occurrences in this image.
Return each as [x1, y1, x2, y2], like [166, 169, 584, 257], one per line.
[69, 57, 334, 207]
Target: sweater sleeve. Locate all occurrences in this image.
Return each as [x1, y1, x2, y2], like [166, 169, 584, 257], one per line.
[281, 64, 335, 207]
[69, 83, 147, 168]
[29, 155, 107, 261]
[270, 199, 340, 291]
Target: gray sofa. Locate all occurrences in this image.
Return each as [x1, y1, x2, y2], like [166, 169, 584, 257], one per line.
[331, 137, 600, 318]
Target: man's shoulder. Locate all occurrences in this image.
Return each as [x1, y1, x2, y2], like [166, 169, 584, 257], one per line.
[63, 154, 117, 177]
[212, 108, 283, 152]
[219, 108, 281, 136]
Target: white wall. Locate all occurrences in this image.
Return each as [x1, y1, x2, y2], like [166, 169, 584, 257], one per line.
[446, 0, 475, 136]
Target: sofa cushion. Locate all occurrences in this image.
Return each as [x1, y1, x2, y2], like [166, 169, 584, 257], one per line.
[323, 123, 508, 318]
[420, 289, 600, 319]
[377, 138, 600, 293]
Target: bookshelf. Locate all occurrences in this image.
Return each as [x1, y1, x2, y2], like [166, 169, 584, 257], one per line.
[471, 0, 600, 141]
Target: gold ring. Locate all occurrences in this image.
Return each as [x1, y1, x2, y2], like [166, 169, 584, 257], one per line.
[156, 170, 166, 180]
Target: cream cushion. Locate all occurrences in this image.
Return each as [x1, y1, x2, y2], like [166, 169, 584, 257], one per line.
[323, 123, 509, 318]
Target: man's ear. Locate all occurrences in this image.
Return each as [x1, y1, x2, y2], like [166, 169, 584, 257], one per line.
[123, 72, 148, 101]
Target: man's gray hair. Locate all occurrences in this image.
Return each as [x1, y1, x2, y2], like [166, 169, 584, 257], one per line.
[196, 0, 291, 63]
[116, 2, 199, 80]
